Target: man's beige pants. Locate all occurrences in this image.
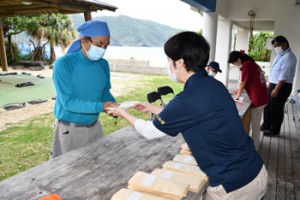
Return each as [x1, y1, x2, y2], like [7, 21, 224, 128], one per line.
[205, 165, 268, 200]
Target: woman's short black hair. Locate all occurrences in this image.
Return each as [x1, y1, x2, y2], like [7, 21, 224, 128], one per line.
[228, 51, 254, 64]
[164, 31, 210, 73]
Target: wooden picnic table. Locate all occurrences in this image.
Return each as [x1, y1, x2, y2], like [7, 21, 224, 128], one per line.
[0, 101, 251, 200]
[0, 126, 205, 200]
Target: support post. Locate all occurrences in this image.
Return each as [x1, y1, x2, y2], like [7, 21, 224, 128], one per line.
[0, 20, 8, 71]
[84, 11, 92, 21]
[202, 12, 218, 61]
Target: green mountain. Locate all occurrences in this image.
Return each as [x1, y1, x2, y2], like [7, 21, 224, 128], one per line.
[70, 15, 184, 47]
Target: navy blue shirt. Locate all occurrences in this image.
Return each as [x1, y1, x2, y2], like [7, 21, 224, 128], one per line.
[153, 69, 263, 193]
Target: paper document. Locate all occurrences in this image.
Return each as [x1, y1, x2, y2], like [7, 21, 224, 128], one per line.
[234, 96, 244, 103]
[120, 101, 139, 109]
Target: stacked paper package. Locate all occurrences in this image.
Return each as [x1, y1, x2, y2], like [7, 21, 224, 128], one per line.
[180, 143, 192, 155]
[127, 171, 189, 200]
[162, 161, 207, 178]
[111, 142, 209, 199]
[173, 154, 197, 166]
[111, 188, 170, 200]
[151, 168, 206, 193]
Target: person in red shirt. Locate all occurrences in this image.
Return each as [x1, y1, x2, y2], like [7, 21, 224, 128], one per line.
[229, 50, 269, 150]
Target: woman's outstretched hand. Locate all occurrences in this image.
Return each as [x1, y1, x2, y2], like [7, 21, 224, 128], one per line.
[134, 102, 152, 113]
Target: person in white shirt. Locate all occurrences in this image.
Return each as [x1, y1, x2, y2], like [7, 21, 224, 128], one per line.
[261, 35, 297, 136]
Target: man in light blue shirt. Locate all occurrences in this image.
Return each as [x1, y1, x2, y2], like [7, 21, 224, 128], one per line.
[51, 20, 117, 158]
[261, 35, 297, 136]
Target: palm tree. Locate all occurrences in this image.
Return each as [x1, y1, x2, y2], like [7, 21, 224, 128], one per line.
[26, 15, 48, 62]
[59, 26, 77, 56]
[43, 14, 77, 64]
[26, 14, 77, 64]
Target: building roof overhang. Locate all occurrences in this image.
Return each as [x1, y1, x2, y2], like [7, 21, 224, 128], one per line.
[0, 0, 117, 18]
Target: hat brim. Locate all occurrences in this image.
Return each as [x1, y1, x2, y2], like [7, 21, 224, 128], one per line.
[208, 65, 222, 73]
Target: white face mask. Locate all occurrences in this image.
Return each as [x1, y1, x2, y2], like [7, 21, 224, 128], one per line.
[236, 64, 242, 69]
[167, 64, 178, 82]
[83, 43, 106, 61]
[274, 46, 283, 54]
[208, 71, 217, 77]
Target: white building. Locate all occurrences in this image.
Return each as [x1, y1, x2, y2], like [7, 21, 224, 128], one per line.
[183, 0, 300, 90]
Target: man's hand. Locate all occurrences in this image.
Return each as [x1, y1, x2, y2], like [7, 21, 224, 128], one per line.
[107, 107, 127, 118]
[271, 89, 279, 98]
[103, 102, 119, 113]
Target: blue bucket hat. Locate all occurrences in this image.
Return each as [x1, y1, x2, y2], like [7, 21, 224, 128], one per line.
[67, 20, 110, 54]
[207, 61, 222, 73]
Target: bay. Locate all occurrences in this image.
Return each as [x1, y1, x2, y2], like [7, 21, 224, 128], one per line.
[19, 44, 168, 67]
[104, 46, 167, 67]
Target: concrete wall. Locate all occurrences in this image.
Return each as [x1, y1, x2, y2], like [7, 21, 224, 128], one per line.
[107, 58, 166, 75]
[235, 30, 249, 53]
[273, 3, 300, 90]
[216, 0, 228, 19]
[226, 0, 275, 21]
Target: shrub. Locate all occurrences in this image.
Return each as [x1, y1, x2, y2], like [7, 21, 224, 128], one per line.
[248, 32, 273, 62]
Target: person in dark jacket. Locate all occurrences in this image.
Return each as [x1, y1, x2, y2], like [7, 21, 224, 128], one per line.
[108, 31, 268, 199]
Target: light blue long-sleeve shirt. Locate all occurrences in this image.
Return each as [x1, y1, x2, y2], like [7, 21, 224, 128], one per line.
[269, 48, 297, 84]
[52, 50, 116, 124]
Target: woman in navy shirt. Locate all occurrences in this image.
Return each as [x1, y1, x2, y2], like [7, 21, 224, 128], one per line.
[108, 31, 268, 200]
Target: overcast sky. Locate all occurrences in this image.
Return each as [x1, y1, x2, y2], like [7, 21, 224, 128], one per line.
[93, 0, 203, 32]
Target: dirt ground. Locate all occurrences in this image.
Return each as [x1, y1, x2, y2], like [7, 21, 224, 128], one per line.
[0, 66, 141, 131]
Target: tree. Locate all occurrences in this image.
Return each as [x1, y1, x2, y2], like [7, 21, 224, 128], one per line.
[43, 14, 77, 63]
[26, 15, 48, 62]
[26, 14, 77, 64]
[248, 32, 273, 61]
[1, 16, 29, 63]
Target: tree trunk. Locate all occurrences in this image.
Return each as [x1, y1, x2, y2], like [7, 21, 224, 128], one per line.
[7, 35, 15, 63]
[31, 46, 42, 61]
[49, 42, 56, 64]
[31, 39, 48, 62]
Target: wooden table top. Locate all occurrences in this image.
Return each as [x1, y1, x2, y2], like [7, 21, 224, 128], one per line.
[235, 99, 251, 118]
[0, 126, 205, 200]
[0, 102, 250, 200]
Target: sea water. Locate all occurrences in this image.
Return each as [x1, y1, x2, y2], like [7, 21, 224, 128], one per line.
[19, 44, 167, 67]
[104, 46, 167, 67]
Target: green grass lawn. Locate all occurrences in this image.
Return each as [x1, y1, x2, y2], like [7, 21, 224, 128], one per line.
[0, 73, 183, 181]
